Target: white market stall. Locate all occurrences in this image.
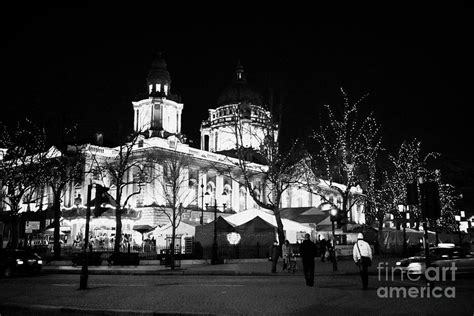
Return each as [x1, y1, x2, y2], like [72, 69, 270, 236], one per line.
[223, 208, 313, 243]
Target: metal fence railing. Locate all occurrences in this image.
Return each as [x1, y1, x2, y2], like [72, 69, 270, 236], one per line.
[30, 243, 273, 261]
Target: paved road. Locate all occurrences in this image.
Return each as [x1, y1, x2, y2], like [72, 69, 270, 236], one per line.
[1, 273, 473, 315]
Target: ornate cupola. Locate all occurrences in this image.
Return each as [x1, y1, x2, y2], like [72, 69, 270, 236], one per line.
[132, 52, 183, 136]
[217, 61, 262, 107]
[146, 52, 171, 97]
[200, 61, 276, 153]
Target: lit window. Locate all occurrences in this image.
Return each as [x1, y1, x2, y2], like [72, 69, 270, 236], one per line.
[164, 85, 168, 95]
[156, 83, 161, 92]
[149, 84, 153, 94]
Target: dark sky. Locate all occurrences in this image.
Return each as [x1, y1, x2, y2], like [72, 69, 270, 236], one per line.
[2, 5, 473, 177]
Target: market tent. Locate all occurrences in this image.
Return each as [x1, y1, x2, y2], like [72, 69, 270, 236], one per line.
[224, 208, 312, 243]
[234, 216, 277, 247]
[194, 216, 236, 258]
[152, 221, 197, 248]
[280, 207, 327, 225]
[44, 227, 69, 235]
[133, 224, 157, 240]
[194, 216, 235, 248]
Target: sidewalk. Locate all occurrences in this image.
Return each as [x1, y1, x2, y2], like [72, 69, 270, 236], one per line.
[42, 255, 400, 276]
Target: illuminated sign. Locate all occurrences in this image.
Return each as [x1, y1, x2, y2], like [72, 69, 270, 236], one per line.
[227, 232, 241, 245]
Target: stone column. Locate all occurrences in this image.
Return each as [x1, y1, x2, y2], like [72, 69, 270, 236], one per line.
[216, 174, 224, 211]
[232, 178, 240, 212]
[246, 186, 253, 210]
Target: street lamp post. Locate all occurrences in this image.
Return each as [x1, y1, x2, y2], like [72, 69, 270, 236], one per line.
[205, 191, 227, 265]
[455, 214, 462, 246]
[79, 184, 92, 290]
[200, 183, 204, 225]
[330, 208, 338, 272]
[398, 204, 408, 256]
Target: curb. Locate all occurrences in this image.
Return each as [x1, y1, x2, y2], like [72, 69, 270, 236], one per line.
[41, 267, 366, 276]
[0, 303, 214, 316]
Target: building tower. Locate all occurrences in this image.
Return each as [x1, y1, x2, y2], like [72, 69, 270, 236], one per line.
[200, 61, 277, 153]
[132, 53, 184, 137]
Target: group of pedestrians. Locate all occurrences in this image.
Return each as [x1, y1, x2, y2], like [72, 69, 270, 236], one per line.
[269, 232, 373, 290]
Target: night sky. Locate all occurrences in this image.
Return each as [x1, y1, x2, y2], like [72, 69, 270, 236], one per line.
[2, 5, 473, 188]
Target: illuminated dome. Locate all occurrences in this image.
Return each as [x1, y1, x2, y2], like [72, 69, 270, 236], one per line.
[147, 52, 171, 83]
[217, 61, 263, 106]
[146, 52, 172, 97]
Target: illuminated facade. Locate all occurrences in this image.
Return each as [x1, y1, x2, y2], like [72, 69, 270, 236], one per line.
[1, 54, 366, 248]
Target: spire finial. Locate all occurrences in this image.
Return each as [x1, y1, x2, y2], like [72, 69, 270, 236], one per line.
[234, 60, 245, 82]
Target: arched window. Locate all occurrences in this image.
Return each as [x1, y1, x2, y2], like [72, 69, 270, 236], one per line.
[206, 182, 215, 206]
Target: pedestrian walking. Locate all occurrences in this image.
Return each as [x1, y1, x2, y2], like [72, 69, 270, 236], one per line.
[319, 237, 327, 262]
[282, 240, 292, 271]
[353, 233, 373, 290]
[325, 239, 333, 262]
[269, 240, 281, 273]
[300, 233, 317, 286]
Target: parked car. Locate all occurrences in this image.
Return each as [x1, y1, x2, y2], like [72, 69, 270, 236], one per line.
[395, 243, 474, 275]
[0, 249, 43, 277]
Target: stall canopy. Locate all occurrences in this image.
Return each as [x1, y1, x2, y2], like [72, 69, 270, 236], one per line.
[223, 208, 312, 243]
[225, 209, 310, 230]
[153, 221, 197, 247]
[133, 225, 157, 240]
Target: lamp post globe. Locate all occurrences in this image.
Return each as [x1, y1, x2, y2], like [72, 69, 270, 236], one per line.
[330, 208, 338, 272]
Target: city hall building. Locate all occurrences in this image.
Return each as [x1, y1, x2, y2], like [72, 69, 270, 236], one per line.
[1, 54, 365, 249]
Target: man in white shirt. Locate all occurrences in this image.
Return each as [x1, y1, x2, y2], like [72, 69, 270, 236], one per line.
[353, 233, 373, 290]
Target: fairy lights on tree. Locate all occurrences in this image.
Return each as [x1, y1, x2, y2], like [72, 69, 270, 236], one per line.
[0, 120, 48, 247]
[305, 88, 383, 230]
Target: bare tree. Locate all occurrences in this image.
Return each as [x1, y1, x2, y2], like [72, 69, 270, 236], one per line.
[89, 132, 149, 253]
[149, 145, 196, 269]
[0, 120, 47, 248]
[304, 88, 384, 231]
[40, 145, 84, 259]
[222, 102, 303, 245]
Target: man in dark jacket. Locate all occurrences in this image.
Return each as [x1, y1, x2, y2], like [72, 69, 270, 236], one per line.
[270, 241, 281, 273]
[300, 233, 317, 286]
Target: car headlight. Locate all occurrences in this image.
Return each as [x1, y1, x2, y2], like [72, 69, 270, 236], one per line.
[16, 259, 24, 265]
[37, 260, 43, 265]
[395, 261, 401, 266]
[408, 262, 422, 273]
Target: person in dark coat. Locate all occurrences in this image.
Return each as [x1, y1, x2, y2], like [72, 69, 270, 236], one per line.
[326, 239, 333, 262]
[319, 237, 327, 262]
[300, 233, 317, 286]
[270, 240, 281, 273]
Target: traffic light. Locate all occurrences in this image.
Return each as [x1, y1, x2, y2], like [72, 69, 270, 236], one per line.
[420, 181, 441, 219]
[94, 184, 110, 217]
[406, 181, 418, 206]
